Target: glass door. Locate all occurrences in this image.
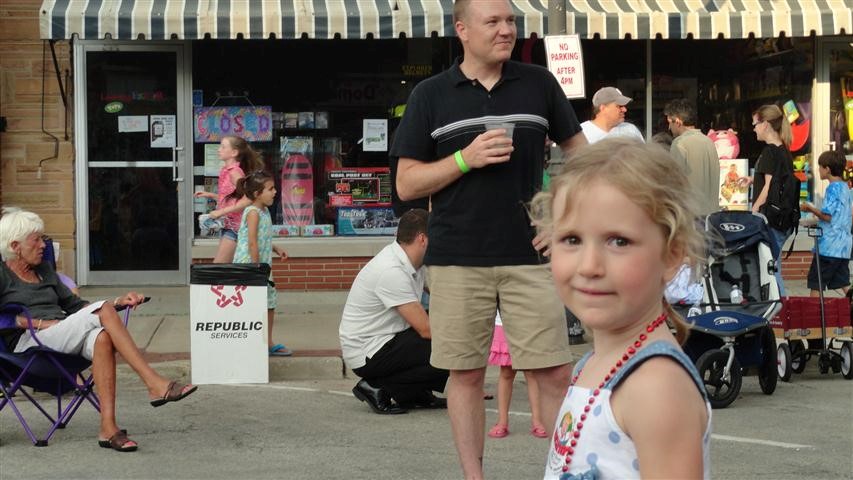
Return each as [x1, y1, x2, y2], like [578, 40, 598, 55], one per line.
[75, 43, 191, 285]
[816, 38, 853, 195]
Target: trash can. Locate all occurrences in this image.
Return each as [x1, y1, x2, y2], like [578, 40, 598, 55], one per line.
[190, 263, 271, 384]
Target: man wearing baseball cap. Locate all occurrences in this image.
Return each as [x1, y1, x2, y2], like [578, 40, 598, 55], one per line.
[581, 86, 644, 144]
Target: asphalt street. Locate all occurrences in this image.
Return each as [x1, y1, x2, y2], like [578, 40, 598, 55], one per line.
[1, 359, 851, 479]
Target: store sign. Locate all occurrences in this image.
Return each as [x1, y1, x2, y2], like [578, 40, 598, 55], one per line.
[194, 106, 273, 143]
[544, 35, 585, 99]
[104, 101, 124, 113]
[402, 64, 432, 77]
[327, 168, 391, 207]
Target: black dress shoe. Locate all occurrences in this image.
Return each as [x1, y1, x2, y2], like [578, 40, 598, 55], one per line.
[398, 392, 448, 409]
[352, 380, 408, 415]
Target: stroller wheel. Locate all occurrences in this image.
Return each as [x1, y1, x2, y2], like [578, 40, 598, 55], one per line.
[758, 328, 778, 395]
[696, 349, 742, 409]
[777, 343, 793, 382]
[840, 342, 853, 380]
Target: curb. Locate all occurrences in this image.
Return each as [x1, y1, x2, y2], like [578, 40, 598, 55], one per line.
[126, 351, 348, 382]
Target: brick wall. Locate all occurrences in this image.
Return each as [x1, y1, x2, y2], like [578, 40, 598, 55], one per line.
[780, 251, 812, 280]
[0, 0, 75, 272]
[192, 252, 813, 292]
[195, 257, 371, 291]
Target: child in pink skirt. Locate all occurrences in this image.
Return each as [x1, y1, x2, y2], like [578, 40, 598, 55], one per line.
[487, 312, 548, 439]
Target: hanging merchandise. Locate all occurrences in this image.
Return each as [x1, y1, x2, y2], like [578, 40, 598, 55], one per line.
[787, 100, 811, 153]
[843, 75, 853, 143]
[707, 129, 740, 159]
[280, 137, 314, 226]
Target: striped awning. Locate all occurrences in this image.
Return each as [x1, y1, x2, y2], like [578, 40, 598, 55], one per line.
[39, 0, 853, 41]
[564, 0, 853, 40]
[39, 0, 549, 40]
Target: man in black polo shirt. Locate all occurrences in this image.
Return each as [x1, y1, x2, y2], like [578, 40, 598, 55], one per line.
[389, 0, 586, 477]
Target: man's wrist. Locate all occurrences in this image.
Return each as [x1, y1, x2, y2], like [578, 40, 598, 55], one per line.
[454, 150, 470, 174]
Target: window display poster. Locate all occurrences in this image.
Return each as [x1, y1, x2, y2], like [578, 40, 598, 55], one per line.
[118, 115, 148, 133]
[327, 168, 392, 207]
[204, 143, 223, 177]
[337, 207, 399, 236]
[544, 35, 585, 99]
[315, 111, 329, 129]
[298, 112, 315, 129]
[194, 106, 273, 142]
[150, 114, 176, 148]
[719, 158, 749, 211]
[194, 186, 209, 213]
[284, 113, 298, 128]
[281, 151, 315, 226]
[362, 119, 387, 152]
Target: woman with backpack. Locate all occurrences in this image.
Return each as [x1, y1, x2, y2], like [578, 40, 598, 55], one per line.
[744, 104, 797, 295]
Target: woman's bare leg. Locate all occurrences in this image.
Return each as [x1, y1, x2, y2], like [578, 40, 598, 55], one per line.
[96, 303, 171, 399]
[91, 331, 136, 446]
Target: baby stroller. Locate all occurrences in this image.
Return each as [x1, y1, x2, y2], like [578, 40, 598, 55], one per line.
[677, 211, 782, 408]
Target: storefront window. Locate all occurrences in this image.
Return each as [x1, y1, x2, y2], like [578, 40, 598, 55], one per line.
[191, 38, 451, 239]
[828, 42, 853, 186]
[652, 37, 814, 166]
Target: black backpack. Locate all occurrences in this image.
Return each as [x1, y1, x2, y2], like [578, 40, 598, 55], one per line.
[763, 155, 800, 233]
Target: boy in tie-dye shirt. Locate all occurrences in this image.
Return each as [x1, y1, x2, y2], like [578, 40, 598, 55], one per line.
[800, 151, 852, 296]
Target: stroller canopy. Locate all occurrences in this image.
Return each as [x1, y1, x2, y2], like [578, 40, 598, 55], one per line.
[707, 211, 779, 260]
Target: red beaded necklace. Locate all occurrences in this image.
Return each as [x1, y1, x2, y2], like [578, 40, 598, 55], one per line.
[559, 312, 668, 475]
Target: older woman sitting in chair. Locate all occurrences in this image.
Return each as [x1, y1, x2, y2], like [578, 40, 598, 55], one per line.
[0, 207, 197, 452]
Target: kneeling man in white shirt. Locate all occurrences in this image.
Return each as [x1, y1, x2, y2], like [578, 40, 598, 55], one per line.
[340, 208, 448, 414]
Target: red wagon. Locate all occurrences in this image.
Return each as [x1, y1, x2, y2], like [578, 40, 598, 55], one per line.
[771, 296, 853, 380]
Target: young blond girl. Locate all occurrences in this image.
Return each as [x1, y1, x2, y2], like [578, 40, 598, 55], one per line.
[232, 170, 291, 356]
[194, 135, 264, 263]
[532, 138, 711, 479]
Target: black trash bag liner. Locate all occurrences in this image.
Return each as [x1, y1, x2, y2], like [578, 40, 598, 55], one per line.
[190, 263, 271, 286]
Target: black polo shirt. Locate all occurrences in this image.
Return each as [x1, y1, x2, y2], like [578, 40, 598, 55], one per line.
[390, 58, 581, 267]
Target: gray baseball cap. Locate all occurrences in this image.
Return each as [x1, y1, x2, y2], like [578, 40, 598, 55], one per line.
[592, 87, 632, 107]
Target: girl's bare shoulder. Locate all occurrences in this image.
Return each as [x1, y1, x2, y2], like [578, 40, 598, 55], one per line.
[612, 356, 707, 430]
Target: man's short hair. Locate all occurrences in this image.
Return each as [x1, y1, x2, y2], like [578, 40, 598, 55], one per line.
[663, 99, 697, 126]
[396, 208, 429, 245]
[453, 0, 470, 22]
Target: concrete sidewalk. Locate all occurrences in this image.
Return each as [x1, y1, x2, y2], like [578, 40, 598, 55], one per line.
[79, 286, 350, 382]
[81, 279, 824, 382]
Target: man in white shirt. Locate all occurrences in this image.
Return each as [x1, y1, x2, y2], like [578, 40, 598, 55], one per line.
[340, 208, 448, 414]
[581, 87, 644, 143]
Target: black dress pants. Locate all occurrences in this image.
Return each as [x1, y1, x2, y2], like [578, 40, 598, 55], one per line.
[352, 328, 448, 405]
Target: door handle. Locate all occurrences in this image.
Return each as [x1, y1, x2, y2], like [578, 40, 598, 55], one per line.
[172, 146, 184, 182]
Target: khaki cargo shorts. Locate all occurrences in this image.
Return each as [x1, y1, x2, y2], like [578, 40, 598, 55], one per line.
[427, 264, 572, 371]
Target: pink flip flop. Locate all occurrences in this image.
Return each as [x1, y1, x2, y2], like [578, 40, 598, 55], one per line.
[487, 424, 509, 438]
[531, 425, 548, 438]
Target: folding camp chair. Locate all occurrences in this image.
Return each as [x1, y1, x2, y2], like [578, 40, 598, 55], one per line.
[0, 302, 135, 446]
